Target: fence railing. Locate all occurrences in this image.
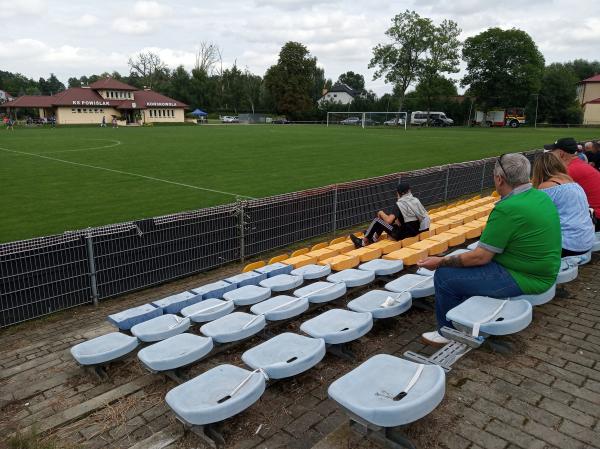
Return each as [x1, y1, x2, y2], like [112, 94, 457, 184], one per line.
[0, 150, 542, 328]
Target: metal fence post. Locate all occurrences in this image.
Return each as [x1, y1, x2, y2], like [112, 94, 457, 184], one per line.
[480, 160, 487, 192]
[238, 199, 245, 263]
[85, 232, 99, 306]
[332, 185, 338, 237]
[443, 167, 450, 201]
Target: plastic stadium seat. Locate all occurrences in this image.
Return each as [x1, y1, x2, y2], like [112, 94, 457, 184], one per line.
[242, 261, 265, 273]
[348, 290, 412, 319]
[294, 281, 346, 303]
[564, 251, 592, 266]
[131, 314, 191, 342]
[306, 247, 339, 261]
[383, 248, 428, 266]
[282, 254, 317, 269]
[259, 274, 303, 291]
[327, 269, 375, 287]
[291, 263, 332, 280]
[430, 231, 465, 247]
[223, 285, 272, 306]
[250, 295, 309, 321]
[242, 333, 326, 379]
[328, 241, 356, 254]
[224, 271, 267, 288]
[255, 262, 294, 278]
[107, 304, 162, 331]
[301, 309, 373, 345]
[200, 312, 266, 343]
[419, 229, 435, 240]
[368, 239, 403, 254]
[71, 332, 139, 366]
[400, 236, 419, 247]
[268, 254, 289, 264]
[166, 364, 266, 426]
[137, 333, 213, 372]
[446, 297, 532, 336]
[319, 254, 360, 271]
[593, 232, 600, 252]
[408, 239, 448, 256]
[385, 274, 434, 298]
[192, 281, 236, 300]
[435, 218, 462, 229]
[358, 259, 403, 276]
[346, 247, 382, 262]
[330, 236, 348, 245]
[311, 242, 329, 251]
[180, 298, 235, 323]
[152, 292, 201, 314]
[556, 259, 578, 284]
[328, 354, 445, 427]
[466, 241, 479, 251]
[429, 222, 450, 235]
[460, 222, 484, 239]
[510, 284, 556, 306]
[291, 248, 310, 257]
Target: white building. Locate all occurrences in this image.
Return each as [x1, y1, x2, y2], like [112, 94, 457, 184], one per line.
[0, 89, 15, 104]
[318, 83, 360, 106]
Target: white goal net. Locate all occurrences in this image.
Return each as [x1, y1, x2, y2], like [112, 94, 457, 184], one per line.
[326, 111, 407, 129]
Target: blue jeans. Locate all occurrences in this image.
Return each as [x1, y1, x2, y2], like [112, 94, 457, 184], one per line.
[434, 261, 523, 330]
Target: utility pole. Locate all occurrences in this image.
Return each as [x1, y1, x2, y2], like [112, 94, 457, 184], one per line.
[532, 94, 539, 129]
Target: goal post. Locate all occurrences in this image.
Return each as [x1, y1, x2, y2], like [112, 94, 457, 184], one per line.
[326, 111, 407, 130]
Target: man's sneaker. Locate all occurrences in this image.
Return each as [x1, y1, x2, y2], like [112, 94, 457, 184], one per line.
[350, 234, 363, 249]
[421, 330, 450, 347]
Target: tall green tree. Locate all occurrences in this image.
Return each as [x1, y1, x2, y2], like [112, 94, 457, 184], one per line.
[337, 71, 365, 91]
[537, 63, 582, 124]
[566, 59, 600, 82]
[38, 73, 65, 95]
[461, 27, 545, 111]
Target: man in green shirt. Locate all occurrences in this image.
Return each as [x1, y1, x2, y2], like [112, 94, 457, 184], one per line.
[417, 153, 561, 345]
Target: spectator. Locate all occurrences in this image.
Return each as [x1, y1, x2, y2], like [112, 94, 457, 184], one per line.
[101, 116, 106, 127]
[546, 137, 600, 231]
[350, 182, 430, 248]
[418, 153, 561, 346]
[6, 117, 14, 131]
[577, 144, 588, 163]
[585, 141, 600, 170]
[531, 152, 594, 257]
[112, 117, 118, 128]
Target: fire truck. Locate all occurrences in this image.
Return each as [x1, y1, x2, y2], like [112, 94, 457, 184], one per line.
[474, 107, 526, 128]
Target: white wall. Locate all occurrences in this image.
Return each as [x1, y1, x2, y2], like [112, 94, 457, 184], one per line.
[318, 91, 354, 106]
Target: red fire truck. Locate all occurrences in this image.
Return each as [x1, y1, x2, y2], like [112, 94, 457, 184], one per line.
[474, 107, 526, 128]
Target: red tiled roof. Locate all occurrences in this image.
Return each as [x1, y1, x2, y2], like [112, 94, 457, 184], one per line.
[133, 89, 188, 108]
[88, 77, 137, 91]
[584, 97, 600, 105]
[580, 74, 600, 83]
[116, 100, 144, 110]
[0, 95, 55, 108]
[50, 87, 121, 107]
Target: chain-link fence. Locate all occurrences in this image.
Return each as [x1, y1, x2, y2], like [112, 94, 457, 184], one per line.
[0, 150, 542, 328]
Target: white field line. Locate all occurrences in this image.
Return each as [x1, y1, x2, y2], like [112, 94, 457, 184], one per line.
[0, 145, 254, 199]
[43, 139, 123, 154]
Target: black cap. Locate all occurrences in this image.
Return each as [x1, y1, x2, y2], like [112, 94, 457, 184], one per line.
[397, 182, 410, 194]
[544, 137, 578, 154]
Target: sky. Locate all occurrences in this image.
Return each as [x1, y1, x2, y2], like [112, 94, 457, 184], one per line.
[1, 0, 599, 96]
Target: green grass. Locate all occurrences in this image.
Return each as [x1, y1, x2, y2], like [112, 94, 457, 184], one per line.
[1, 125, 598, 242]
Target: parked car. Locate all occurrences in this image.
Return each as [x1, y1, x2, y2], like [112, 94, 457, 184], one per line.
[340, 117, 361, 125]
[363, 118, 381, 126]
[384, 117, 405, 126]
[272, 117, 289, 124]
[221, 116, 239, 123]
[410, 111, 453, 126]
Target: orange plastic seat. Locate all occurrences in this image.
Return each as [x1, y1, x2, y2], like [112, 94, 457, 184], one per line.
[268, 254, 289, 264]
[401, 236, 419, 247]
[429, 223, 450, 235]
[328, 241, 356, 254]
[368, 239, 403, 254]
[419, 230, 435, 240]
[311, 242, 329, 251]
[319, 254, 360, 271]
[435, 218, 462, 229]
[330, 236, 347, 245]
[242, 261, 266, 273]
[408, 239, 448, 256]
[384, 248, 428, 266]
[290, 248, 309, 258]
[306, 247, 339, 261]
[460, 222, 484, 239]
[346, 247, 382, 262]
[433, 231, 466, 247]
[282, 254, 317, 269]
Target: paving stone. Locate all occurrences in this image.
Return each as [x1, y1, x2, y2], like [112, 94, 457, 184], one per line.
[559, 419, 600, 446]
[504, 398, 561, 428]
[539, 398, 596, 428]
[522, 419, 586, 449]
[286, 410, 326, 438]
[472, 398, 524, 427]
[455, 421, 508, 449]
[485, 419, 547, 449]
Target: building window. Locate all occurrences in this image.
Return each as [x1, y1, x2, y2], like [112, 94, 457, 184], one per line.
[77, 108, 81, 113]
[83, 108, 87, 113]
[100, 109, 104, 113]
[71, 108, 76, 113]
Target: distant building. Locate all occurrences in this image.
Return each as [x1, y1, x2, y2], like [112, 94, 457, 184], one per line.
[577, 74, 600, 125]
[0, 77, 187, 125]
[0, 89, 15, 104]
[318, 83, 362, 106]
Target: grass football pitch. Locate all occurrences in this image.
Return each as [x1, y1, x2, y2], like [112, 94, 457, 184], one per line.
[1, 124, 598, 243]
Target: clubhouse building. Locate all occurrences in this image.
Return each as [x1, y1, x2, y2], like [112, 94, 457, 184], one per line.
[0, 77, 188, 125]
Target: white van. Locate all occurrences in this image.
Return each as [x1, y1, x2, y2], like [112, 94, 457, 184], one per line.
[410, 111, 454, 126]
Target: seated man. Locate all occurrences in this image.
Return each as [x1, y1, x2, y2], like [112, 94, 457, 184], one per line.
[417, 153, 561, 345]
[350, 182, 430, 248]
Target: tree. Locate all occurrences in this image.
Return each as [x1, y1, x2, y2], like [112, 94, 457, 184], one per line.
[537, 63, 582, 124]
[338, 71, 365, 91]
[195, 42, 221, 75]
[565, 59, 600, 82]
[461, 28, 545, 111]
[127, 51, 168, 89]
[369, 10, 434, 111]
[38, 73, 65, 95]
[243, 69, 262, 114]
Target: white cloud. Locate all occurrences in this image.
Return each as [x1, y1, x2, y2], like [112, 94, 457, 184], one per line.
[133, 1, 171, 19]
[112, 17, 151, 35]
[0, 0, 47, 18]
[74, 14, 98, 27]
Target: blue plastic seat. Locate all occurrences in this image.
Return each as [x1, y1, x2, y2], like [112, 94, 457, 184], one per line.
[255, 262, 293, 278]
[446, 296, 532, 336]
[557, 259, 579, 284]
[166, 364, 266, 425]
[385, 274, 434, 298]
[510, 284, 555, 306]
[250, 295, 309, 321]
[291, 264, 331, 280]
[107, 304, 162, 331]
[200, 312, 266, 343]
[152, 291, 201, 314]
[71, 332, 139, 366]
[301, 309, 373, 344]
[327, 269, 375, 287]
[293, 281, 346, 303]
[242, 333, 326, 379]
[180, 298, 235, 323]
[358, 259, 403, 276]
[224, 271, 267, 288]
[259, 274, 303, 291]
[137, 333, 213, 372]
[347, 290, 412, 319]
[131, 314, 191, 342]
[222, 285, 271, 306]
[466, 241, 479, 251]
[328, 354, 445, 427]
[191, 280, 236, 299]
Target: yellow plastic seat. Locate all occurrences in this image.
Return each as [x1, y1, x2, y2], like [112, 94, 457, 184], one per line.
[328, 241, 356, 254]
[435, 218, 462, 229]
[476, 216, 489, 224]
[460, 222, 484, 239]
[458, 213, 475, 224]
[242, 261, 266, 273]
[368, 239, 403, 254]
[282, 254, 317, 269]
[433, 231, 466, 247]
[401, 236, 419, 247]
[311, 242, 328, 251]
[346, 247, 382, 262]
[491, 191, 500, 198]
[306, 247, 339, 261]
[408, 239, 448, 256]
[330, 236, 347, 245]
[429, 223, 450, 235]
[268, 254, 289, 264]
[384, 248, 428, 266]
[419, 230, 435, 240]
[319, 254, 360, 271]
[290, 248, 309, 258]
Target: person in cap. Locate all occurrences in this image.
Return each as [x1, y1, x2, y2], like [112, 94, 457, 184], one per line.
[350, 182, 430, 248]
[546, 137, 600, 230]
[418, 153, 561, 346]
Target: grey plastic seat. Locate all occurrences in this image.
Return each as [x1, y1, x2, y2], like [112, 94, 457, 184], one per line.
[414, 249, 470, 278]
[200, 312, 266, 343]
[137, 333, 213, 372]
[466, 241, 479, 251]
[510, 284, 555, 306]
[131, 314, 191, 342]
[291, 264, 331, 280]
[71, 332, 139, 366]
[250, 295, 309, 321]
[358, 259, 403, 276]
[301, 309, 373, 344]
[152, 291, 200, 314]
[180, 298, 235, 323]
[191, 280, 236, 299]
[259, 274, 303, 291]
[327, 269, 375, 287]
[255, 262, 293, 278]
[293, 281, 346, 303]
[593, 232, 600, 252]
[557, 259, 579, 284]
[223, 285, 271, 306]
[224, 271, 267, 288]
[347, 290, 412, 319]
[328, 354, 445, 427]
[107, 303, 162, 331]
[447, 248, 470, 257]
[385, 274, 434, 298]
[446, 296, 532, 336]
[165, 364, 266, 425]
[242, 333, 326, 379]
[564, 251, 592, 266]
